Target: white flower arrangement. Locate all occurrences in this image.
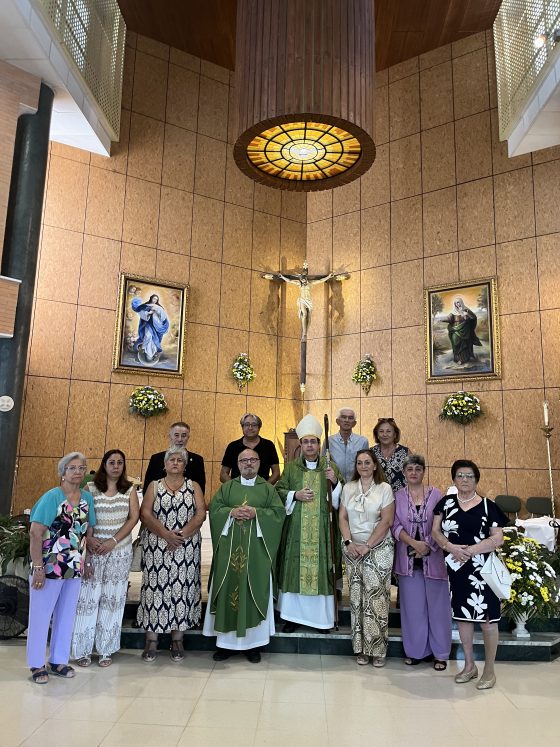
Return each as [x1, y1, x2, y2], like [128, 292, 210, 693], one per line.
[352, 354, 377, 395]
[439, 391, 482, 425]
[128, 385, 168, 418]
[231, 352, 256, 391]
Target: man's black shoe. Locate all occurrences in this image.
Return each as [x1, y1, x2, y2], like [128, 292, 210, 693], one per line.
[213, 649, 233, 661]
[245, 650, 261, 663]
[282, 621, 299, 634]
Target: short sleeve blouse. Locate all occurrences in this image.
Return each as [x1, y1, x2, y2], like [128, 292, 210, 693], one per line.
[341, 480, 394, 544]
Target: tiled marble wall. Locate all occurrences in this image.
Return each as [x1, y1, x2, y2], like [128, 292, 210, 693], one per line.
[13, 32, 306, 511]
[303, 30, 560, 505]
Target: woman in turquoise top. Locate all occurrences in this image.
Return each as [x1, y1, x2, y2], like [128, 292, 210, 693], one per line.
[27, 452, 96, 684]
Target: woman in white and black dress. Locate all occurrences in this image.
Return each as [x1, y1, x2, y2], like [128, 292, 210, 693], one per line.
[137, 446, 206, 662]
[432, 459, 508, 690]
[371, 418, 410, 493]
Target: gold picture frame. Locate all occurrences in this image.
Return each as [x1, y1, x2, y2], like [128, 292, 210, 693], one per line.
[112, 273, 189, 377]
[425, 277, 501, 383]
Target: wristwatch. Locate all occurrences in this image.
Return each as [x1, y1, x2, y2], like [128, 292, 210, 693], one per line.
[344, 539, 352, 546]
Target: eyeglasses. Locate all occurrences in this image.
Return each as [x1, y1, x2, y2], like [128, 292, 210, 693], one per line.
[456, 473, 476, 479]
[377, 417, 395, 423]
[238, 457, 260, 464]
[66, 465, 87, 473]
[242, 422, 259, 428]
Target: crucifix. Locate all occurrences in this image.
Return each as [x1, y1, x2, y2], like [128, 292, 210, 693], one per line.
[262, 260, 349, 394]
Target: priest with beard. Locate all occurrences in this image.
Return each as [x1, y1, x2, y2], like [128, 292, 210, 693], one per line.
[276, 414, 344, 633]
[203, 449, 285, 663]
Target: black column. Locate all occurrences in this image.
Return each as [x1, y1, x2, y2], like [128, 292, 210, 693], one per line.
[0, 83, 54, 514]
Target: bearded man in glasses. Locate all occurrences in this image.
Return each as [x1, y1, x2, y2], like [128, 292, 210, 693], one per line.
[203, 449, 285, 663]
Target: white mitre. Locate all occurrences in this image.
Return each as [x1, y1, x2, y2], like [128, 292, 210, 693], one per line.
[296, 414, 322, 440]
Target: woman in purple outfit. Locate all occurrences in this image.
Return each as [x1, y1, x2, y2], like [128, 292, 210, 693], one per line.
[392, 454, 452, 670]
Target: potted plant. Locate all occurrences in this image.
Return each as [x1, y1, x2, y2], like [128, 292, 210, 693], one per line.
[0, 515, 30, 578]
[439, 391, 482, 425]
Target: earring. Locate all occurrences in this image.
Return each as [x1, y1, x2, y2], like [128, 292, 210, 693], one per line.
[61, 477, 65, 481]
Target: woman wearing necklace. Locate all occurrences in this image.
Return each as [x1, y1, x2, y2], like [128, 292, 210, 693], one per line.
[371, 418, 410, 493]
[137, 445, 206, 662]
[393, 454, 451, 670]
[432, 459, 508, 690]
[339, 449, 394, 667]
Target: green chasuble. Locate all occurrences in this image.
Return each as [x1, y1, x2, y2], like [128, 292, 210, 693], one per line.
[209, 477, 285, 637]
[275, 457, 343, 596]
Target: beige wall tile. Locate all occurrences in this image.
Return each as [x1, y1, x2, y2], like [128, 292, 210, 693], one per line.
[121, 46, 135, 111]
[245, 397, 277, 445]
[220, 264, 251, 331]
[28, 299, 76, 378]
[541, 309, 560, 388]
[464, 389, 505, 468]
[120, 243, 157, 276]
[420, 62, 453, 130]
[132, 51, 168, 120]
[158, 186, 193, 255]
[201, 60, 230, 84]
[50, 143, 90, 164]
[424, 252, 458, 287]
[94, 107, 130, 174]
[453, 48, 489, 120]
[216, 327, 250, 394]
[122, 177, 160, 248]
[332, 334, 361, 398]
[500, 311, 544, 389]
[105, 384, 145, 460]
[189, 257, 222, 325]
[361, 204, 390, 269]
[182, 390, 215, 464]
[421, 123, 455, 193]
[166, 64, 199, 130]
[71, 306, 115, 382]
[331, 275, 361, 336]
[361, 143, 390, 208]
[183, 322, 218, 391]
[222, 203, 253, 267]
[79, 235, 120, 309]
[532, 143, 560, 164]
[457, 178, 495, 250]
[13, 457, 60, 513]
[254, 183, 282, 216]
[20, 377, 70, 457]
[423, 186, 458, 257]
[37, 226, 83, 303]
[280, 219, 306, 268]
[494, 167, 535, 244]
[426, 393, 464, 468]
[212, 392, 249, 460]
[252, 211, 280, 272]
[225, 149, 254, 209]
[248, 332, 278, 398]
[170, 47, 200, 73]
[162, 124, 196, 192]
[375, 85, 389, 144]
[487, 44, 498, 110]
[276, 398, 303, 440]
[282, 192, 306, 223]
[307, 190, 333, 224]
[533, 159, 560, 235]
[155, 250, 190, 284]
[390, 134, 421, 200]
[361, 266, 391, 331]
[250, 270, 279, 336]
[64, 380, 110, 457]
[333, 211, 360, 272]
[360, 329, 392, 397]
[490, 109, 531, 174]
[277, 336, 302, 399]
[143, 387, 184, 459]
[333, 179, 360, 216]
[503, 389, 547, 469]
[506, 469, 551, 510]
[137, 35, 169, 60]
[197, 76, 229, 141]
[391, 259, 424, 328]
[306, 218, 332, 275]
[191, 194, 224, 262]
[389, 73, 420, 140]
[496, 238, 539, 314]
[84, 167, 126, 240]
[393, 393, 427, 456]
[452, 31, 486, 58]
[419, 44, 451, 71]
[360, 395, 393, 439]
[458, 244, 496, 279]
[455, 111, 492, 183]
[391, 196, 423, 262]
[194, 134, 226, 200]
[376, 70, 389, 87]
[127, 113, 164, 183]
[44, 156, 88, 232]
[388, 57, 418, 83]
[391, 325, 426, 395]
[536, 233, 560, 309]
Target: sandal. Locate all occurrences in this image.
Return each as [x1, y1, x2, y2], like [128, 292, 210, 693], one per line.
[142, 640, 157, 662]
[170, 640, 184, 662]
[47, 663, 75, 678]
[372, 657, 387, 668]
[31, 667, 49, 684]
[404, 657, 421, 666]
[76, 656, 92, 668]
[433, 659, 447, 671]
[356, 654, 370, 665]
[98, 656, 112, 668]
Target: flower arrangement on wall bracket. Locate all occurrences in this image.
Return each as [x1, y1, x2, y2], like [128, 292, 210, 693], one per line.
[232, 352, 256, 391]
[439, 391, 482, 425]
[352, 354, 377, 395]
[129, 385, 168, 418]
[501, 528, 560, 621]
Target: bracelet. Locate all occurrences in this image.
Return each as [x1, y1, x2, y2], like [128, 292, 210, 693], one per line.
[32, 565, 44, 571]
[85, 563, 93, 567]
[111, 536, 118, 545]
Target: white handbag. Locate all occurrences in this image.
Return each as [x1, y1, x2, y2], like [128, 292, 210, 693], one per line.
[480, 552, 512, 600]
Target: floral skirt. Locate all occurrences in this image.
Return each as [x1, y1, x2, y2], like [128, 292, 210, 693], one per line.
[447, 552, 501, 622]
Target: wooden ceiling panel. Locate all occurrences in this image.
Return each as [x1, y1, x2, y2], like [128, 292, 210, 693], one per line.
[117, 0, 501, 72]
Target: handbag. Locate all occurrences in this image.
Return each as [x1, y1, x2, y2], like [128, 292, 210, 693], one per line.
[480, 551, 512, 600]
[130, 533, 143, 572]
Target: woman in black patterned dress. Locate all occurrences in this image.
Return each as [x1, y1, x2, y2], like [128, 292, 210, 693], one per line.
[372, 418, 410, 493]
[432, 459, 508, 690]
[137, 446, 206, 662]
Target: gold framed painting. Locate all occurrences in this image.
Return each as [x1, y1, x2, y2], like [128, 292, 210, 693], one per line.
[112, 273, 189, 377]
[425, 277, 500, 383]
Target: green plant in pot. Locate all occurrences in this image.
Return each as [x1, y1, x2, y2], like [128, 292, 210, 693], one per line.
[0, 515, 30, 577]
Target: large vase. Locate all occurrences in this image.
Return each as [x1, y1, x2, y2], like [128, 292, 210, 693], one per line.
[512, 612, 531, 638]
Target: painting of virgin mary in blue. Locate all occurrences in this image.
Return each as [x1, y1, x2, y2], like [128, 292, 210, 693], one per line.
[113, 274, 188, 376]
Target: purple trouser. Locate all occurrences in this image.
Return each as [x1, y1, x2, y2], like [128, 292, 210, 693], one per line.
[398, 569, 452, 661]
[26, 577, 81, 668]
